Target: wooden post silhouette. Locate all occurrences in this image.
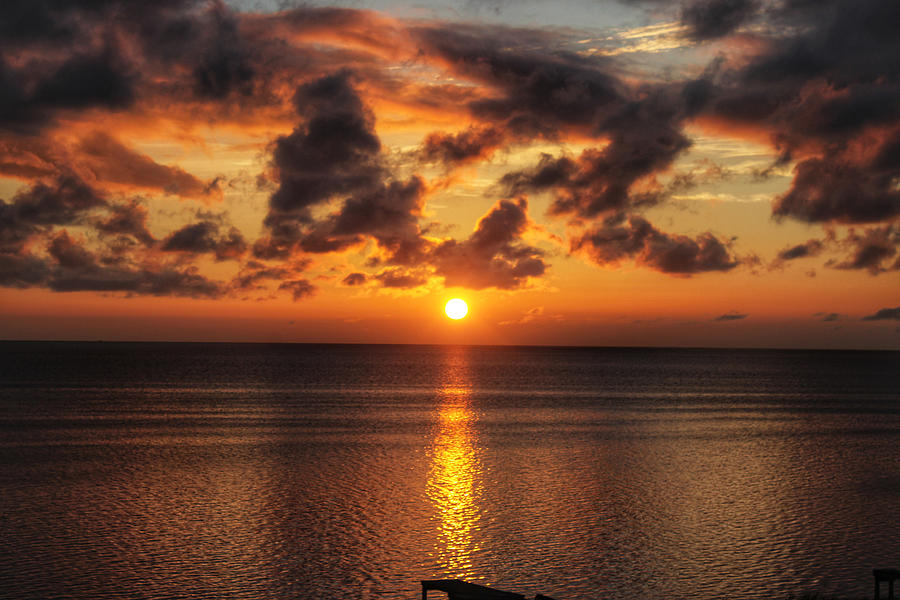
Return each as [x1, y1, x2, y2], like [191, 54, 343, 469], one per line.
[874, 569, 900, 600]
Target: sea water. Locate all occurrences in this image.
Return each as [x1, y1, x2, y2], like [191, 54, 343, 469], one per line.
[1, 342, 898, 599]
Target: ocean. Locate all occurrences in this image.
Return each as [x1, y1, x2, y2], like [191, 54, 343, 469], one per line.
[1, 342, 898, 599]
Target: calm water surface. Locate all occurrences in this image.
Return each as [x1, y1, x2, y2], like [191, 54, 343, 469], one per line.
[1, 342, 898, 599]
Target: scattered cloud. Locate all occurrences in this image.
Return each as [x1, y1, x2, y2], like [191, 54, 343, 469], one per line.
[713, 312, 748, 321]
[862, 306, 900, 321]
[342, 272, 368, 286]
[278, 279, 317, 301]
[571, 215, 739, 275]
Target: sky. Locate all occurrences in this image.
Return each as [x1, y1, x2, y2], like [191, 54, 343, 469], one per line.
[0, 0, 898, 348]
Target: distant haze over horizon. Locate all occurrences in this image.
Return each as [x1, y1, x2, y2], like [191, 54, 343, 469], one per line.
[0, 0, 898, 348]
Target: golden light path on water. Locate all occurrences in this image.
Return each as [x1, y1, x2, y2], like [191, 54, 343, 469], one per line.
[427, 348, 483, 579]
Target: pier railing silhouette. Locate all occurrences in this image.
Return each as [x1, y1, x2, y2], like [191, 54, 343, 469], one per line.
[427, 572, 900, 600]
[422, 579, 557, 600]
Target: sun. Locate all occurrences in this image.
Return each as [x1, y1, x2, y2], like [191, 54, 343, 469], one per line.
[444, 298, 468, 320]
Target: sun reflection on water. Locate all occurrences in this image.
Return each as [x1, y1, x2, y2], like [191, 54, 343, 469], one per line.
[427, 351, 484, 579]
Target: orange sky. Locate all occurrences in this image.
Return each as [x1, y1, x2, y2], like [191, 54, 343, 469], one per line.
[0, 0, 898, 348]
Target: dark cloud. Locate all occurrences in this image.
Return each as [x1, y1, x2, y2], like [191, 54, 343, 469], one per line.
[776, 238, 826, 261]
[417, 24, 708, 242]
[502, 126, 690, 219]
[681, 0, 759, 41]
[0, 175, 108, 290]
[42, 230, 221, 297]
[328, 177, 429, 264]
[417, 24, 698, 221]
[0, 45, 135, 133]
[79, 132, 221, 200]
[193, 4, 255, 98]
[260, 71, 386, 256]
[829, 225, 899, 275]
[33, 48, 135, 111]
[419, 126, 505, 166]
[231, 261, 292, 291]
[374, 267, 429, 289]
[4, 174, 104, 228]
[698, 0, 900, 224]
[268, 71, 382, 219]
[431, 198, 547, 289]
[412, 24, 625, 136]
[259, 72, 436, 270]
[95, 201, 155, 246]
[0, 252, 51, 288]
[161, 219, 247, 261]
[772, 155, 900, 223]
[713, 312, 748, 321]
[0, 138, 58, 180]
[49, 264, 222, 298]
[342, 272, 367, 286]
[862, 306, 900, 321]
[0, 174, 104, 252]
[0, 0, 197, 48]
[47, 230, 97, 269]
[820, 312, 841, 322]
[0, 0, 290, 135]
[278, 279, 317, 301]
[571, 215, 739, 275]
[0, 226, 222, 297]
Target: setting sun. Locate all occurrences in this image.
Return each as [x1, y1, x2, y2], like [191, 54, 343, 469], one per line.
[444, 299, 468, 320]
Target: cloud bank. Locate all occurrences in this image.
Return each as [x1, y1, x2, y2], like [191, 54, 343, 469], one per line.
[1, 0, 898, 303]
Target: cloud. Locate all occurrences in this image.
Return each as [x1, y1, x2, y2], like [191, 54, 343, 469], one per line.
[0, 252, 51, 288]
[419, 126, 506, 167]
[776, 238, 826, 261]
[0, 44, 135, 133]
[830, 225, 899, 275]
[862, 306, 900, 321]
[78, 133, 223, 201]
[47, 230, 96, 269]
[713, 311, 748, 321]
[498, 306, 551, 326]
[3, 174, 104, 228]
[193, 4, 255, 98]
[342, 272, 367, 286]
[571, 215, 740, 275]
[681, 0, 759, 41]
[231, 261, 293, 292]
[161, 217, 247, 261]
[772, 155, 900, 223]
[94, 201, 155, 246]
[278, 279, 317, 301]
[259, 71, 390, 257]
[412, 23, 626, 136]
[0, 174, 104, 253]
[2, 0, 898, 308]
[431, 198, 547, 289]
[268, 70, 383, 220]
[0, 175, 227, 299]
[820, 312, 842, 322]
[327, 176, 429, 264]
[696, 0, 900, 225]
[37, 231, 223, 297]
[48, 264, 222, 298]
[503, 132, 689, 219]
[373, 267, 429, 288]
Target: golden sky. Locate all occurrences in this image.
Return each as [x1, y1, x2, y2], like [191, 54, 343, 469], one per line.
[0, 0, 898, 348]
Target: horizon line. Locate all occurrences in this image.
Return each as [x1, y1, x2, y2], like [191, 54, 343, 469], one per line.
[1, 338, 897, 353]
